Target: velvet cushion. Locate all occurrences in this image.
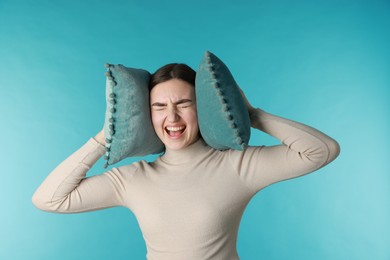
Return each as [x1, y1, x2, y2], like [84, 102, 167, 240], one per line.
[103, 64, 164, 167]
[195, 51, 251, 150]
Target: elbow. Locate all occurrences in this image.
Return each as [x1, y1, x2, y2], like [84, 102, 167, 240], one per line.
[326, 137, 341, 164]
[314, 137, 340, 168]
[32, 189, 72, 213]
[305, 137, 340, 170]
[32, 190, 57, 212]
[31, 190, 49, 211]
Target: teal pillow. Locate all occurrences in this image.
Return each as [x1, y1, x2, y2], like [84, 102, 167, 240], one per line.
[103, 64, 164, 168]
[195, 51, 251, 150]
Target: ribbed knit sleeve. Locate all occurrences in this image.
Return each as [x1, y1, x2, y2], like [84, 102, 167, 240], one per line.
[32, 138, 130, 213]
[229, 108, 340, 193]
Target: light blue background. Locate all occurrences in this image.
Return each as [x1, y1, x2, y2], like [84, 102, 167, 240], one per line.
[1, 0, 389, 259]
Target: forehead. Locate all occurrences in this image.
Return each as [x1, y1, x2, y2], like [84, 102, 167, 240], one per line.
[150, 79, 195, 101]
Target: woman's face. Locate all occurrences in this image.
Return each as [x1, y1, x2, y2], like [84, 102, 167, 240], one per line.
[150, 79, 200, 150]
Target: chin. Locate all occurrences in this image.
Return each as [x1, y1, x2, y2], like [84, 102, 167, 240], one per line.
[164, 137, 199, 150]
[164, 142, 189, 151]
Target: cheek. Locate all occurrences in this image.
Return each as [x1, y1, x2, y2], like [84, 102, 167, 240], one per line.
[151, 112, 162, 131]
[186, 110, 199, 127]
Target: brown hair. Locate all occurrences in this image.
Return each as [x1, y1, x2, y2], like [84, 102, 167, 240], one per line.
[149, 63, 196, 90]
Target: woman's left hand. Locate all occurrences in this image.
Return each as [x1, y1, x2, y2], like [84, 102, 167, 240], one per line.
[238, 87, 256, 116]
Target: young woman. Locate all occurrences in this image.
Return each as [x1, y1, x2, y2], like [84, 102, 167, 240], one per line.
[33, 63, 340, 260]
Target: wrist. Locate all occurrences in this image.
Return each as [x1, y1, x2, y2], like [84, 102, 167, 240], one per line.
[94, 130, 106, 146]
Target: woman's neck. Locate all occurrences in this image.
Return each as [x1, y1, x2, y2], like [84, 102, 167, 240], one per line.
[159, 138, 211, 165]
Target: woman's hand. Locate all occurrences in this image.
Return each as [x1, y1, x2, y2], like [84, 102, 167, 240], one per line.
[238, 87, 256, 117]
[94, 129, 106, 146]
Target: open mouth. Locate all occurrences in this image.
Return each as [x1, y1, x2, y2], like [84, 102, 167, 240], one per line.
[165, 126, 186, 137]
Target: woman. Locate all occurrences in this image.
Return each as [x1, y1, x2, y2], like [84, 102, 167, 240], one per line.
[33, 63, 340, 260]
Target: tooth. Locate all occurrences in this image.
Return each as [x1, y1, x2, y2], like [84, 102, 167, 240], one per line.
[167, 126, 184, 131]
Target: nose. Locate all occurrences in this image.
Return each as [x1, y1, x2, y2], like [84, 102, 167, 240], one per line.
[167, 107, 179, 122]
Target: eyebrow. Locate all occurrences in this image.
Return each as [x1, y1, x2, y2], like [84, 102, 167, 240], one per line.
[151, 99, 193, 107]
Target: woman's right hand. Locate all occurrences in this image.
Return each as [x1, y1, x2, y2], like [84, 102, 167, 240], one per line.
[94, 128, 106, 146]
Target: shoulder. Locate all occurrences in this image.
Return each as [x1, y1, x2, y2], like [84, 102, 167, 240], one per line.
[226, 145, 265, 159]
[116, 159, 155, 173]
[99, 160, 156, 191]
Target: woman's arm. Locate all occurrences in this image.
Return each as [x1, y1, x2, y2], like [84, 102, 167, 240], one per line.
[229, 91, 340, 193]
[32, 130, 128, 213]
[94, 129, 106, 146]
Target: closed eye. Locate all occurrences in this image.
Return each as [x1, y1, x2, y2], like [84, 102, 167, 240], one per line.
[151, 99, 194, 110]
[178, 105, 192, 109]
[151, 103, 167, 111]
[176, 99, 193, 108]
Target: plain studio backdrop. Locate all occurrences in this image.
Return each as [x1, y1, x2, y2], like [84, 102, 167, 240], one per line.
[1, 0, 389, 259]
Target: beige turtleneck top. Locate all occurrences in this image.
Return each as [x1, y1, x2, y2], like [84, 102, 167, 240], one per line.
[32, 108, 340, 260]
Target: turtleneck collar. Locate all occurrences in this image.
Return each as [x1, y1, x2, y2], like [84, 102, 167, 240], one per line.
[158, 138, 213, 165]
